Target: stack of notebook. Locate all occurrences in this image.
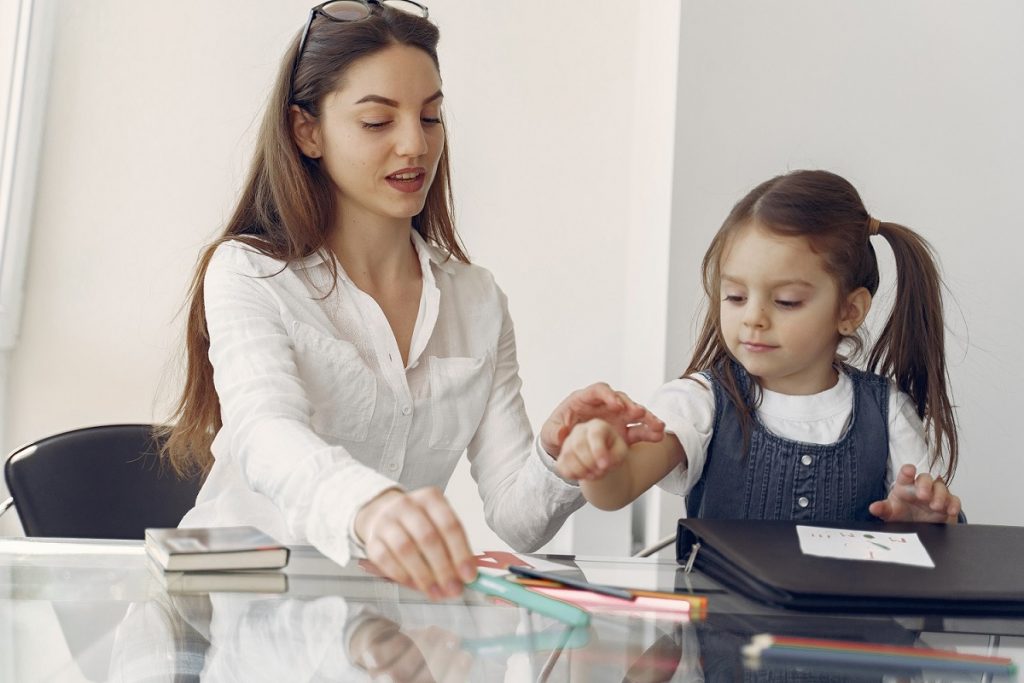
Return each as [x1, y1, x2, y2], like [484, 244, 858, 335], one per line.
[145, 525, 290, 593]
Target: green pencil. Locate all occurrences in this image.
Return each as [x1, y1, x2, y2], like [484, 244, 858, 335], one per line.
[467, 573, 591, 628]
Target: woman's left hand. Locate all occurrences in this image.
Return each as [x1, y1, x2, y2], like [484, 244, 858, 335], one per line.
[868, 464, 961, 523]
[539, 382, 665, 458]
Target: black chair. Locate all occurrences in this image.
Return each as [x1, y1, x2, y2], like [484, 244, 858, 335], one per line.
[0, 423, 203, 539]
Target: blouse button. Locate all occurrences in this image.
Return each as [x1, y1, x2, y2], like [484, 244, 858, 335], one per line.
[401, 405, 412, 416]
[801, 454, 813, 466]
[797, 496, 810, 508]
[387, 463, 398, 472]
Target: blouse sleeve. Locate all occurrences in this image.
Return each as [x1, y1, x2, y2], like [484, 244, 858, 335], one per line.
[462, 286, 584, 552]
[204, 244, 399, 566]
[199, 594, 360, 682]
[647, 375, 717, 497]
[886, 382, 943, 487]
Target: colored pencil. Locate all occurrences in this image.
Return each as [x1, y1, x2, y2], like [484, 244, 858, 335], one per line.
[510, 575, 708, 617]
[466, 574, 591, 628]
[507, 564, 635, 600]
[743, 634, 1016, 676]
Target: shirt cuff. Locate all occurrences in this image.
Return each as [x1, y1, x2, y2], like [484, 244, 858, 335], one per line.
[307, 465, 405, 567]
[346, 483, 406, 558]
[655, 430, 693, 495]
[533, 434, 580, 489]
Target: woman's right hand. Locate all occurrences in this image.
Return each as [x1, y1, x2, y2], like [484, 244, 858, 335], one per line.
[540, 382, 664, 458]
[556, 419, 630, 481]
[354, 487, 477, 600]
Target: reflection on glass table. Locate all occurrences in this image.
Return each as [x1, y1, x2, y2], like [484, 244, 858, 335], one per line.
[1, 538, 1022, 682]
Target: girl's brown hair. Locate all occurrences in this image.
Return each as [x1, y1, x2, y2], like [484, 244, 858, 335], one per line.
[686, 169, 958, 482]
[162, 6, 466, 477]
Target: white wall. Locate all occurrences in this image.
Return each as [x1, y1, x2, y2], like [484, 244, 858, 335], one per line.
[435, 3, 679, 554]
[0, 7, 22, 678]
[0, 1, 680, 552]
[0, 2, 18, 147]
[8, 0, 1017, 554]
[666, 0, 1024, 527]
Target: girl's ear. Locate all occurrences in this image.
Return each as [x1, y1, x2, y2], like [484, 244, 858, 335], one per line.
[838, 287, 872, 336]
[289, 105, 322, 159]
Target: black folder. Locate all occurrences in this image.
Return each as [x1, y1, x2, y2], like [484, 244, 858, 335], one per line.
[676, 518, 1024, 616]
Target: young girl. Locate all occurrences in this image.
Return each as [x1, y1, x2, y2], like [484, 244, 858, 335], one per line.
[161, 1, 663, 600]
[557, 169, 962, 523]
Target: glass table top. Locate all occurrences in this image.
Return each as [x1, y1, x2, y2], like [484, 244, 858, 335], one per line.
[1, 537, 1020, 682]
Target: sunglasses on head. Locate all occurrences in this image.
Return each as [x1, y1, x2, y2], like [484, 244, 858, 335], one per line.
[289, 0, 430, 103]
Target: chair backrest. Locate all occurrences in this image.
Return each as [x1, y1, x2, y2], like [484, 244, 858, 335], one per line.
[4, 424, 203, 539]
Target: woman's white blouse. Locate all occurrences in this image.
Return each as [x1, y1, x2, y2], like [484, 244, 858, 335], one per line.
[179, 231, 583, 566]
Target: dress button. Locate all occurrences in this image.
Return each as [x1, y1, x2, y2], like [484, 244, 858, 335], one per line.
[387, 463, 398, 471]
[401, 405, 412, 416]
[801, 454, 813, 466]
[797, 496, 809, 508]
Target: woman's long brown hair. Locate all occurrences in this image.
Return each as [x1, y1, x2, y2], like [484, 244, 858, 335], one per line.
[686, 170, 958, 483]
[161, 7, 467, 477]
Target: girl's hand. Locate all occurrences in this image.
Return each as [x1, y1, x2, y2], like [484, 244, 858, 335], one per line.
[540, 382, 665, 458]
[868, 464, 961, 523]
[556, 419, 630, 481]
[354, 487, 477, 600]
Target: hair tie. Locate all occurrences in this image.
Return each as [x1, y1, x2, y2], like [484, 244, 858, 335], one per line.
[867, 217, 880, 236]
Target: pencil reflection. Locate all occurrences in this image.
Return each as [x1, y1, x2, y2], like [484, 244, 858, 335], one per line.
[105, 571, 927, 682]
[609, 618, 921, 683]
[695, 618, 912, 683]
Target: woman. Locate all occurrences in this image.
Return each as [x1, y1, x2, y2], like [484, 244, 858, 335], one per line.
[163, 0, 663, 600]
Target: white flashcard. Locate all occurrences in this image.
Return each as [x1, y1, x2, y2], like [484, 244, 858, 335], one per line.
[796, 525, 935, 568]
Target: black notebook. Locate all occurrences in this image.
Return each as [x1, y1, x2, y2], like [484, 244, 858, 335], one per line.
[677, 518, 1024, 616]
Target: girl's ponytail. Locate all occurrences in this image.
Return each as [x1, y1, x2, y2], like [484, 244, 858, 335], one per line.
[867, 222, 958, 483]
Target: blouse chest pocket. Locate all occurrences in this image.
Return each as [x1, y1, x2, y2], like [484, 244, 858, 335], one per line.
[290, 321, 377, 442]
[428, 355, 493, 451]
